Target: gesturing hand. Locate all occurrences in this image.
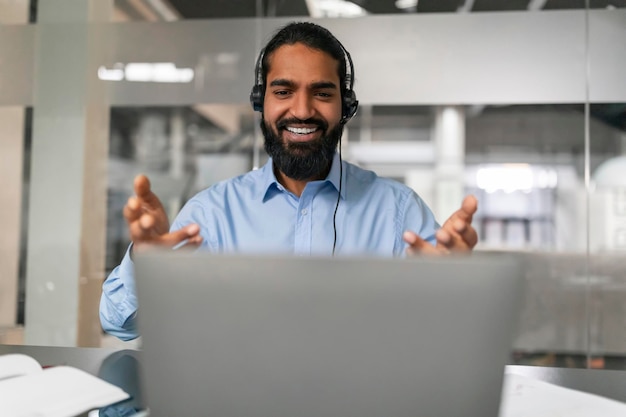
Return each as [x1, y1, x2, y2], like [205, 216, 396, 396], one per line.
[403, 195, 478, 256]
[123, 174, 202, 251]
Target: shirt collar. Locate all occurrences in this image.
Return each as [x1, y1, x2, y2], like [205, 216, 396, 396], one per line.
[326, 152, 345, 198]
[259, 153, 345, 201]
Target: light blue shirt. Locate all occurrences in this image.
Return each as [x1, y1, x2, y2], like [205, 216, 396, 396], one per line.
[100, 154, 440, 340]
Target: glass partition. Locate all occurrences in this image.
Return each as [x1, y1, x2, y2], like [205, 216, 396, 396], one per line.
[1, 0, 625, 371]
[0, 0, 32, 346]
[587, 4, 626, 368]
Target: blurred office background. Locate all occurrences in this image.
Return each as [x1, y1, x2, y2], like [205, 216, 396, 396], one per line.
[1, 0, 625, 368]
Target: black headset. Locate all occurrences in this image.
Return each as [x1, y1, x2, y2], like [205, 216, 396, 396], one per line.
[249, 42, 359, 125]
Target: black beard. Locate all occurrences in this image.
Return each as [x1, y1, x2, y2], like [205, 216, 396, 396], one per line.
[262, 117, 343, 181]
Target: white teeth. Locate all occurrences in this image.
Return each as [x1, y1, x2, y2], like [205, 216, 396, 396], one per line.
[286, 126, 317, 134]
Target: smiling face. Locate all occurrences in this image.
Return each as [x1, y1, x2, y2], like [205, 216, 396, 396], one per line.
[261, 43, 344, 181]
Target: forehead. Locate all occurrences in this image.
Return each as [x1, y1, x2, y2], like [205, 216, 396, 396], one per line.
[266, 43, 341, 84]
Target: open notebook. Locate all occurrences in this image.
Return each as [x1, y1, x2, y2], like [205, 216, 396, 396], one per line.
[0, 353, 129, 417]
[135, 252, 523, 417]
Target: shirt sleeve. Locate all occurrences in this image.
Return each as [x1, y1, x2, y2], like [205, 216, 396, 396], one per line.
[99, 201, 203, 341]
[99, 245, 139, 341]
[398, 190, 440, 255]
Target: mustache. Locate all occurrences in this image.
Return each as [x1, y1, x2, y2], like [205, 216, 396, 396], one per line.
[276, 117, 328, 131]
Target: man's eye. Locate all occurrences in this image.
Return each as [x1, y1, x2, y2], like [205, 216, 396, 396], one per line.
[274, 90, 290, 96]
[316, 92, 332, 98]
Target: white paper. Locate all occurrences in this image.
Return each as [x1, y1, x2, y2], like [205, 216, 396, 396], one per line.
[500, 372, 626, 417]
[0, 356, 130, 417]
[0, 353, 43, 379]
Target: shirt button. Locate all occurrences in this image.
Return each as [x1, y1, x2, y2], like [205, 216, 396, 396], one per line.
[301, 208, 308, 215]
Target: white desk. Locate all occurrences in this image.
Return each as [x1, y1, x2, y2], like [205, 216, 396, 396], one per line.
[2, 344, 626, 416]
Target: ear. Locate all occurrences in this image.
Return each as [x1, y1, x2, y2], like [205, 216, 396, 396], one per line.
[250, 85, 264, 112]
[341, 90, 358, 124]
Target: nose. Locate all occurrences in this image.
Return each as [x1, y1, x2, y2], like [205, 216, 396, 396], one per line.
[289, 92, 315, 121]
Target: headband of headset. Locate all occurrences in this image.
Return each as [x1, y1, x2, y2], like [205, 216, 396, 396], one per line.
[249, 40, 359, 124]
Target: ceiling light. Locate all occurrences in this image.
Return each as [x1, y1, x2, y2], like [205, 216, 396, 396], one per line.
[395, 0, 418, 9]
[97, 64, 124, 81]
[476, 164, 532, 194]
[97, 63, 194, 83]
[476, 164, 558, 193]
[306, 0, 367, 18]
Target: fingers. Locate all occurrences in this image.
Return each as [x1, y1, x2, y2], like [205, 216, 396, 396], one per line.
[159, 224, 201, 247]
[125, 198, 158, 242]
[124, 176, 154, 226]
[453, 195, 478, 223]
[436, 227, 477, 252]
[124, 174, 170, 243]
[123, 196, 141, 223]
[404, 195, 479, 256]
[437, 221, 477, 251]
[128, 213, 157, 243]
[435, 227, 452, 246]
[139, 213, 155, 230]
[438, 218, 478, 249]
[134, 224, 203, 252]
[461, 194, 478, 220]
[457, 221, 478, 248]
[133, 174, 164, 209]
[133, 174, 152, 199]
[437, 195, 479, 252]
[403, 231, 448, 256]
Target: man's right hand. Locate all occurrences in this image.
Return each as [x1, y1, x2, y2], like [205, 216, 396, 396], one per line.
[123, 174, 202, 251]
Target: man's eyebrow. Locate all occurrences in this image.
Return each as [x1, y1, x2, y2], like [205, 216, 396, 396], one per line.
[268, 79, 338, 90]
[269, 79, 295, 88]
[310, 81, 337, 90]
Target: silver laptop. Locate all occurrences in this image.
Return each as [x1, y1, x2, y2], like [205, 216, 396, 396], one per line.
[135, 252, 523, 417]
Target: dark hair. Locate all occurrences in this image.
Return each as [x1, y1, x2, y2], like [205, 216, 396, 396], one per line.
[260, 22, 350, 96]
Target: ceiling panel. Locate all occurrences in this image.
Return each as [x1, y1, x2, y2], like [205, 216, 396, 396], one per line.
[472, 0, 529, 12]
[417, 0, 466, 13]
[163, 0, 626, 19]
[347, 0, 411, 13]
[543, 0, 586, 10]
[165, 0, 309, 19]
[545, 0, 626, 9]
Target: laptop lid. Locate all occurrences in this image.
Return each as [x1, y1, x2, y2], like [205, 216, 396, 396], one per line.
[135, 252, 522, 417]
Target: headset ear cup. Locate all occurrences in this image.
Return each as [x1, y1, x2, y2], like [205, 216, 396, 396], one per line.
[342, 90, 358, 123]
[250, 85, 263, 112]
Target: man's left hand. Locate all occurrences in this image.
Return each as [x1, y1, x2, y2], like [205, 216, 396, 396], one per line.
[403, 195, 478, 255]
